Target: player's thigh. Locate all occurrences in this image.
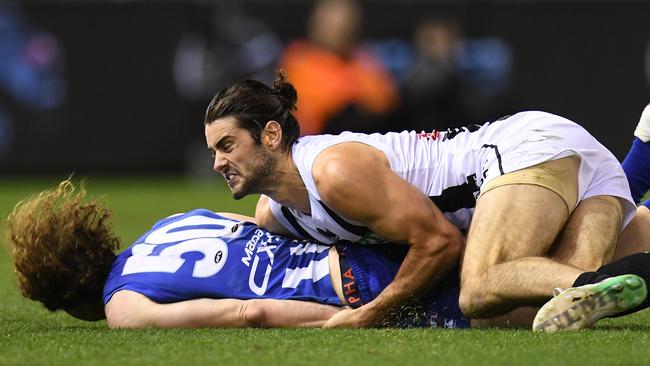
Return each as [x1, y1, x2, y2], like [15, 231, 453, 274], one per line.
[462, 183, 569, 281]
[549, 195, 623, 271]
[614, 205, 650, 260]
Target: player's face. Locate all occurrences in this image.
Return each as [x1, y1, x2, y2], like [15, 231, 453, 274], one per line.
[205, 117, 276, 199]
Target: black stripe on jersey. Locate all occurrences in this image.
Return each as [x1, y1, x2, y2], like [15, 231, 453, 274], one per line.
[316, 228, 339, 240]
[481, 144, 504, 175]
[318, 201, 370, 237]
[443, 124, 482, 141]
[280, 205, 317, 241]
[429, 174, 479, 213]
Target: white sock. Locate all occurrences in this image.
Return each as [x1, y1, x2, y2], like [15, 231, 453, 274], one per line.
[634, 103, 650, 142]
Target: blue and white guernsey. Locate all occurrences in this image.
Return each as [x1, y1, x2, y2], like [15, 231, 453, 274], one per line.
[103, 209, 341, 305]
[102, 209, 470, 328]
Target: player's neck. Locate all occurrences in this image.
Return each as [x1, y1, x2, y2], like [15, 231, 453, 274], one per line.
[264, 153, 311, 214]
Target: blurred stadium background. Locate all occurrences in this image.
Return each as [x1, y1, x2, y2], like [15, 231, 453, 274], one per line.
[2, 1, 650, 364]
[0, 0, 649, 176]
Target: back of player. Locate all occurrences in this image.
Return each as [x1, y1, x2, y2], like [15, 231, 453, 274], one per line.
[103, 209, 342, 306]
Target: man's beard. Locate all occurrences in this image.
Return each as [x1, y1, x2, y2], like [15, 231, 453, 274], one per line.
[231, 148, 276, 200]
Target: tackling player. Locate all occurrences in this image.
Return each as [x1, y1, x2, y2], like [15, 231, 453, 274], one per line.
[203, 72, 650, 328]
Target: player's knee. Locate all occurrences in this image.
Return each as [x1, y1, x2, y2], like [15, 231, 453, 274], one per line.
[638, 205, 650, 220]
[242, 300, 266, 327]
[458, 280, 492, 318]
[552, 247, 608, 272]
[569, 254, 606, 272]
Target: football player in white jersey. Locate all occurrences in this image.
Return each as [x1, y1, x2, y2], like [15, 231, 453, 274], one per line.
[204, 71, 650, 330]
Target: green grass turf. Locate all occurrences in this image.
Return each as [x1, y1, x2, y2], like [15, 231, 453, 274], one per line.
[1, 177, 649, 366]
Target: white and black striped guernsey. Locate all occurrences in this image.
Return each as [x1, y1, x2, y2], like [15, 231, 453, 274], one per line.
[268, 111, 636, 245]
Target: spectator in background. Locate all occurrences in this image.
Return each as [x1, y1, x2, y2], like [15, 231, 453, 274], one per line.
[0, 4, 65, 163]
[280, 0, 398, 135]
[400, 19, 468, 132]
[173, 4, 283, 101]
[395, 18, 514, 133]
[173, 3, 283, 177]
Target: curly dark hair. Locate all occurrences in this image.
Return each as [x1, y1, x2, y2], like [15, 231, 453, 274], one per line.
[5, 180, 119, 315]
[204, 69, 301, 152]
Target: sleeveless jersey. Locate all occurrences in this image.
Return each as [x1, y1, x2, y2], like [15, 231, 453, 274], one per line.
[269, 111, 636, 244]
[103, 209, 341, 305]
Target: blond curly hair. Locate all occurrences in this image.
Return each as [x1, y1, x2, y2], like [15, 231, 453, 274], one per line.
[5, 180, 119, 312]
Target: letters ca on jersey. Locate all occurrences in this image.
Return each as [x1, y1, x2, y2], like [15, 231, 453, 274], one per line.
[105, 210, 339, 305]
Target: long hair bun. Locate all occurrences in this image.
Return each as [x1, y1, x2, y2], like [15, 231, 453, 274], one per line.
[273, 69, 298, 111]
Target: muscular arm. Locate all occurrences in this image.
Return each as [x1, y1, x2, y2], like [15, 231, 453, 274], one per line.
[105, 290, 342, 329]
[313, 143, 464, 327]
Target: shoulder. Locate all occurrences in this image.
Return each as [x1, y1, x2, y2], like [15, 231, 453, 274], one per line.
[312, 142, 391, 202]
[313, 142, 390, 179]
[105, 290, 156, 329]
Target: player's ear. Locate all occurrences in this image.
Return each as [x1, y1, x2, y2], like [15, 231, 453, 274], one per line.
[262, 121, 283, 150]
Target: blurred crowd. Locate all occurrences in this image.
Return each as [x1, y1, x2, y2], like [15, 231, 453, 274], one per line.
[0, 0, 517, 175]
[173, 0, 514, 137]
[9, 0, 647, 174]
[0, 4, 66, 163]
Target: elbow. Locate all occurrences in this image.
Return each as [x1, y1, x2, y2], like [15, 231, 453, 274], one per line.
[443, 227, 464, 262]
[242, 300, 267, 327]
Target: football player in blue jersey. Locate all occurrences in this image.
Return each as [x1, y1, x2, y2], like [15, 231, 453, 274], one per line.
[6, 180, 650, 330]
[622, 102, 650, 208]
[5, 180, 468, 329]
[616, 102, 650, 259]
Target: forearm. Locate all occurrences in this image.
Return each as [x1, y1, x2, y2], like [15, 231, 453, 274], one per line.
[148, 298, 252, 329]
[108, 290, 343, 329]
[363, 234, 462, 321]
[246, 299, 343, 328]
[153, 299, 342, 329]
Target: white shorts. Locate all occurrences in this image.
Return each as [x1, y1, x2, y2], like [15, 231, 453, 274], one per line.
[479, 111, 635, 228]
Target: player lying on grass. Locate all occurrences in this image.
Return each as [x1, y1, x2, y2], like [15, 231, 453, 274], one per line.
[5, 181, 650, 329]
[5, 181, 467, 328]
